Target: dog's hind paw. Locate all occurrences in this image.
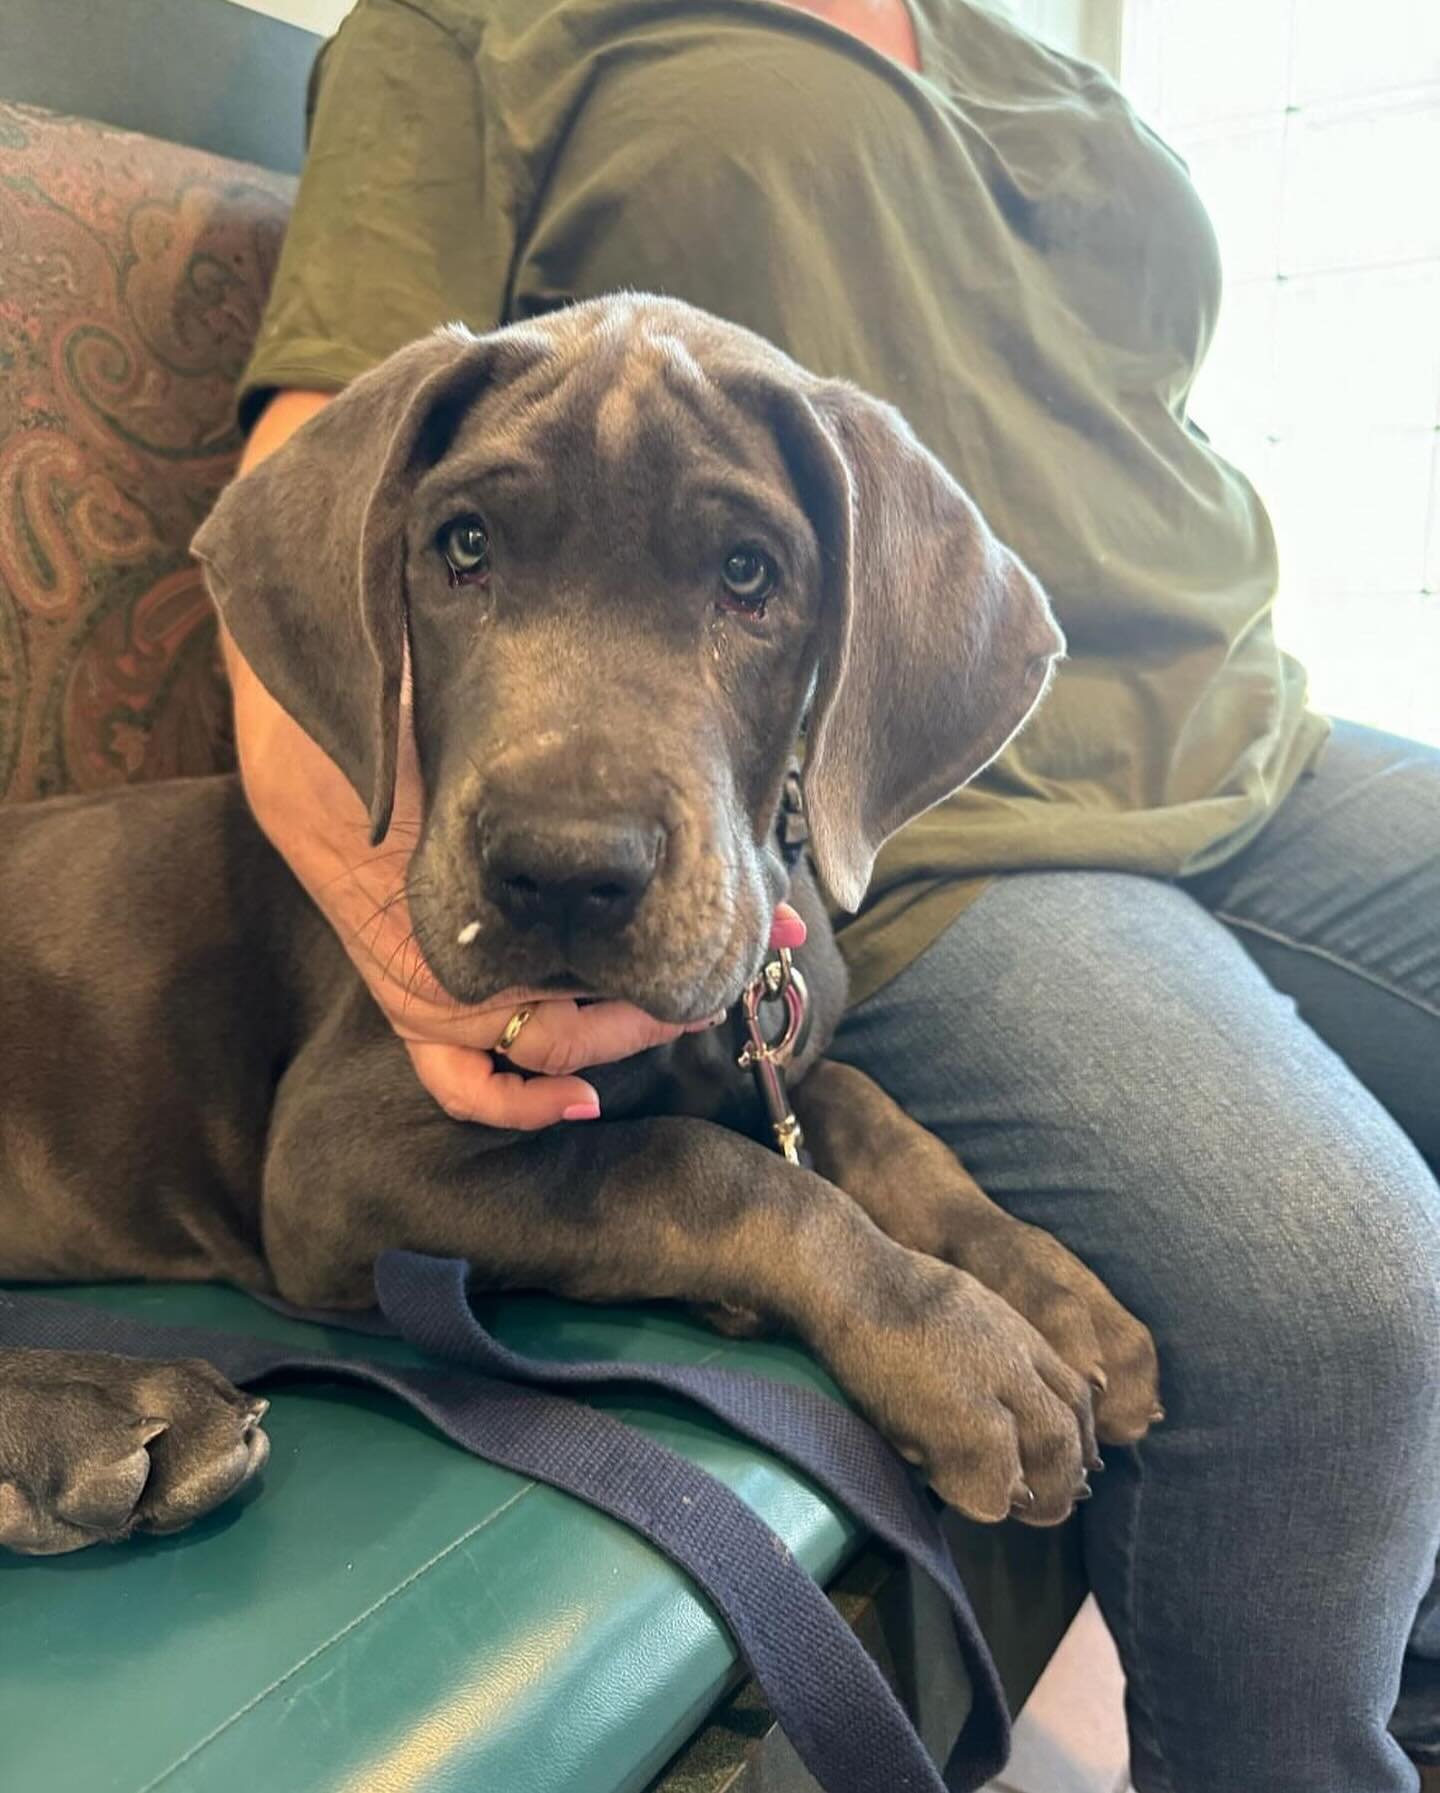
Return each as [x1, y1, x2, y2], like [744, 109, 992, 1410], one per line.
[0, 1348, 269, 1555]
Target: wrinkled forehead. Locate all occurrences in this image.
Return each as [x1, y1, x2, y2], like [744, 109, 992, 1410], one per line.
[429, 318, 813, 539]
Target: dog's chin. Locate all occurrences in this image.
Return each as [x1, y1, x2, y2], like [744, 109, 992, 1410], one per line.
[583, 947, 762, 1027]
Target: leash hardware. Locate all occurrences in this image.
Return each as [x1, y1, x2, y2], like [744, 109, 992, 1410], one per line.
[739, 945, 808, 1166]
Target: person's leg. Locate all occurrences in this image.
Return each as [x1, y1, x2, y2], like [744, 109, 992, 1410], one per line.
[1184, 718, 1440, 1761]
[1399, 1572, 1440, 1768]
[833, 872, 1440, 1792]
[1185, 720, 1440, 1170]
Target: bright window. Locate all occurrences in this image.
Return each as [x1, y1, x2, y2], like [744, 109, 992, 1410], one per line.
[1120, 0, 1440, 745]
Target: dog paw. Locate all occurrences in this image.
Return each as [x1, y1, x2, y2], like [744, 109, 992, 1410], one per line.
[826, 1263, 1098, 1526]
[951, 1216, 1162, 1447]
[0, 1348, 269, 1555]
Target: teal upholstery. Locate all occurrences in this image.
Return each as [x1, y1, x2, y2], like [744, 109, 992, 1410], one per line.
[2, 1284, 863, 1792]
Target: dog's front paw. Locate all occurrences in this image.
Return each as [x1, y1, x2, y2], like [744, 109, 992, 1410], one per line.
[0, 1348, 269, 1555]
[951, 1216, 1161, 1447]
[826, 1263, 1098, 1527]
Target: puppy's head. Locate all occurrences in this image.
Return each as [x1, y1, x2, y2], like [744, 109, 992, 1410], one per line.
[194, 297, 1061, 1022]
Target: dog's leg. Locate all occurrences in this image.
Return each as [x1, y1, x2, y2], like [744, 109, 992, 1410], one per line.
[263, 1045, 1098, 1525]
[794, 1060, 1161, 1445]
[0, 1347, 269, 1555]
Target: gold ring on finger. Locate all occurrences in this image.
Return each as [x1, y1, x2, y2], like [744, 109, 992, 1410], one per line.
[494, 1006, 536, 1058]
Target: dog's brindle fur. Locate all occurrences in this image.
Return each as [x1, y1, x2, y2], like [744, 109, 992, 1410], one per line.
[0, 299, 1159, 1555]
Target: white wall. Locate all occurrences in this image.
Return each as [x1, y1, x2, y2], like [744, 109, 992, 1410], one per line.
[1116, 0, 1440, 745]
[224, 0, 351, 34]
[986, 0, 1123, 70]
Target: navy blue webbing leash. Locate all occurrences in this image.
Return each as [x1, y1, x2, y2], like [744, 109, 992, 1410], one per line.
[0, 1251, 1009, 1793]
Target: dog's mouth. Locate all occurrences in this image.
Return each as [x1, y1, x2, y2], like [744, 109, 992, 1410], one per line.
[536, 972, 600, 997]
[483, 937, 762, 1026]
[414, 891, 772, 1027]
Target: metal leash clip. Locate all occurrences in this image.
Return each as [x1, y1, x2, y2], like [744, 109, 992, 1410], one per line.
[739, 945, 809, 1164]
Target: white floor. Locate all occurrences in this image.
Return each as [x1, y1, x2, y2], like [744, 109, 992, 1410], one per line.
[985, 1596, 1134, 1793]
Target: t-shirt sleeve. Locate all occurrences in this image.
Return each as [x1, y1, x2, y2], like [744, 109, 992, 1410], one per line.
[237, 0, 495, 432]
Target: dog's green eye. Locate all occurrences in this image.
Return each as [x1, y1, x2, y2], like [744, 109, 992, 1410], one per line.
[439, 516, 490, 580]
[720, 547, 776, 614]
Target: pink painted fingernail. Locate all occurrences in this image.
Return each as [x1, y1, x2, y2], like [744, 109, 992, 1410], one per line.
[770, 913, 807, 948]
[562, 1102, 601, 1122]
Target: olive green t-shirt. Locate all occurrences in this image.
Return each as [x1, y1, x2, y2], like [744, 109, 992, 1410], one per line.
[240, 0, 1327, 1004]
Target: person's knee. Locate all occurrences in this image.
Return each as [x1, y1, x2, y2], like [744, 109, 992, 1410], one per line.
[839, 873, 1440, 1437]
[1315, 1196, 1440, 1443]
[1165, 1142, 1440, 1457]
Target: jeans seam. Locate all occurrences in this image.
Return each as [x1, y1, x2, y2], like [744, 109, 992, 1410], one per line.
[1112, 1441, 1179, 1793]
[1214, 909, 1440, 1024]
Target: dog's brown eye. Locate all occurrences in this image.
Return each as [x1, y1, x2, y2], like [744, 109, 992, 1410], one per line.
[439, 516, 490, 582]
[719, 547, 776, 615]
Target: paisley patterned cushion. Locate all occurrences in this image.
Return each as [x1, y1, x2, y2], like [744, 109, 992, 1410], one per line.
[0, 101, 294, 803]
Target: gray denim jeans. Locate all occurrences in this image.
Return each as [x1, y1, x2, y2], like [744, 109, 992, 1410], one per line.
[833, 720, 1440, 1793]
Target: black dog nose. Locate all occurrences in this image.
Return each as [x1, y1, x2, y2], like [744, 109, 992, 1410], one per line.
[481, 813, 663, 936]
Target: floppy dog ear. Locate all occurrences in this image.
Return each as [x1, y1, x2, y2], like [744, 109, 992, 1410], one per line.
[191, 328, 492, 843]
[792, 383, 1065, 913]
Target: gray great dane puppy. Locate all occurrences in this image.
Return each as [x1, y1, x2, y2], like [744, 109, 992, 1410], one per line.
[0, 297, 1159, 1556]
